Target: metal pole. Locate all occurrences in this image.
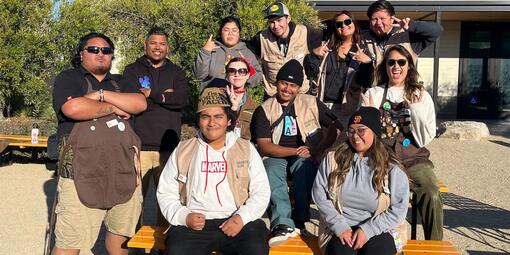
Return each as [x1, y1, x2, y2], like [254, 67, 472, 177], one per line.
[433, 9, 442, 116]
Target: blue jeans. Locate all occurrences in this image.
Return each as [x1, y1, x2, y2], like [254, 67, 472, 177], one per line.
[263, 156, 317, 229]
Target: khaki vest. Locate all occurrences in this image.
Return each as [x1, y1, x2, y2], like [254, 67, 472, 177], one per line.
[237, 96, 258, 140]
[365, 28, 418, 85]
[318, 152, 408, 254]
[260, 24, 310, 96]
[174, 137, 251, 208]
[260, 94, 321, 149]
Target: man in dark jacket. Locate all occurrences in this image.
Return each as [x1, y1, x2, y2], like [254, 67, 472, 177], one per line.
[122, 27, 190, 227]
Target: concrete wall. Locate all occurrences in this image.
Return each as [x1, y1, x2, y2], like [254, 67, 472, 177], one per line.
[416, 21, 461, 118]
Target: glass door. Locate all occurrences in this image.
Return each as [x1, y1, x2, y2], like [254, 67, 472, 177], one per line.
[458, 22, 510, 119]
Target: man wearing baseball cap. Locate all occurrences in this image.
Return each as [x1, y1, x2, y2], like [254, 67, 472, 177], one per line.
[250, 60, 341, 247]
[248, 2, 323, 97]
[157, 87, 271, 255]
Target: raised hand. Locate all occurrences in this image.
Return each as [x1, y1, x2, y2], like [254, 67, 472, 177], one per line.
[225, 84, 242, 111]
[404, 88, 424, 105]
[392, 16, 411, 31]
[203, 34, 220, 52]
[312, 40, 330, 57]
[349, 43, 372, 64]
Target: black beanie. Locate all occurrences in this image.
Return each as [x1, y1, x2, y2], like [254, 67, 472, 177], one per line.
[276, 59, 304, 86]
[348, 107, 382, 137]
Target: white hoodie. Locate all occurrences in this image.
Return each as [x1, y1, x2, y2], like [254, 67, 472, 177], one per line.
[157, 132, 270, 227]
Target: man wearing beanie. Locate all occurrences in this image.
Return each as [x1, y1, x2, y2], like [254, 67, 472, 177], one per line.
[251, 60, 342, 247]
[157, 87, 271, 255]
[248, 1, 323, 97]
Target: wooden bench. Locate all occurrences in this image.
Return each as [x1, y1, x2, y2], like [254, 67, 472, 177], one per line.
[0, 134, 48, 147]
[128, 226, 460, 254]
[410, 181, 448, 239]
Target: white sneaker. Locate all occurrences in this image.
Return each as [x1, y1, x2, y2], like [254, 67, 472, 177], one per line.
[268, 224, 300, 248]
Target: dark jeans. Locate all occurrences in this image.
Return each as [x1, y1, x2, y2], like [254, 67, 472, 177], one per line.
[326, 231, 396, 255]
[164, 219, 269, 255]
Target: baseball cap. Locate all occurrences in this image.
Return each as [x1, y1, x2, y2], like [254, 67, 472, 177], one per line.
[264, 2, 290, 19]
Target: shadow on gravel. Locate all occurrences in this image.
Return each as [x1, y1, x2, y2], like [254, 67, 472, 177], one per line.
[443, 193, 510, 253]
[489, 140, 510, 148]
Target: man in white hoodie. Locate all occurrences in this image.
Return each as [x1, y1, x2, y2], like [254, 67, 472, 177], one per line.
[157, 87, 271, 255]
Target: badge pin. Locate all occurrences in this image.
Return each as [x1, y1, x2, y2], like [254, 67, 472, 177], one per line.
[177, 174, 187, 183]
[402, 138, 411, 147]
[106, 119, 119, 128]
[383, 102, 391, 110]
[90, 126, 96, 131]
[118, 122, 125, 132]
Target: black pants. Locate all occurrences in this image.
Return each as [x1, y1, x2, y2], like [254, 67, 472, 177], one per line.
[326, 231, 396, 255]
[165, 218, 269, 255]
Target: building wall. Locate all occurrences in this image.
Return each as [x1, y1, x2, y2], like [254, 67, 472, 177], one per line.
[416, 21, 461, 118]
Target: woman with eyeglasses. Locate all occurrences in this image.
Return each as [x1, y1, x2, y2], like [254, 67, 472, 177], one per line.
[312, 107, 409, 255]
[362, 45, 443, 241]
[304, 10, 373, 128]
[194, 16, 262, 91]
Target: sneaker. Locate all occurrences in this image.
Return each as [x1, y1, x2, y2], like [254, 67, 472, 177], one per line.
[268, 224, 300, 248]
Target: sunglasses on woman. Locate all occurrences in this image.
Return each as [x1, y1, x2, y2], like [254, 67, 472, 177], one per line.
[335, 18, 353, 28]
[387, 59, 407, 67]
[84, 46, 114, 55]
[226, 68, 249, 76]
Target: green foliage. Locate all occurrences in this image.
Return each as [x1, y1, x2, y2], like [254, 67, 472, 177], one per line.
[0, 0, 319, 119]
[0, 0, 54, 117]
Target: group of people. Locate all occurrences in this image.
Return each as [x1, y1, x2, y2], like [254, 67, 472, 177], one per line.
[50, 1, 443, 255]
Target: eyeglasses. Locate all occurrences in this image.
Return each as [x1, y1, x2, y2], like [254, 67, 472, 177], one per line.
[346, 127, 368, 138]
[84, 46, 114, 55]
[335, 18, 353, 28]
[226, 68, 249, 76]
[222, 28, 239, 35]
[387, 59, 407, 67]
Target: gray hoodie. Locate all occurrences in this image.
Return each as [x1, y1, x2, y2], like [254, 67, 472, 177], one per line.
[312, 152, 409, 240]
[193, 40, 262, 91]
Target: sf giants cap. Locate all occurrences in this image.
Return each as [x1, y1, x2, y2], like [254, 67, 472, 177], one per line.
[264, 2, 290, 19]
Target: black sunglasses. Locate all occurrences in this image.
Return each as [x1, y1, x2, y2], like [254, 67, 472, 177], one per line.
[387, 59, 407, 67]
[335, 18, 353, 28]
[227, 68, 249, 76]
[84, 46, 114, 55]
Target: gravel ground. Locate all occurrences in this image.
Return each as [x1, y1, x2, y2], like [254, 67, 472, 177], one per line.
[0, 129, 509, 254]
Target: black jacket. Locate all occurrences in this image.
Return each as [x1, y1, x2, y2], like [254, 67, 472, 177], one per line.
[122, 56, 189, 151]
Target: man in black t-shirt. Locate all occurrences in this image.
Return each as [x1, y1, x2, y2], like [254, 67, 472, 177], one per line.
[250, 60, 340, 247]
[52, 32, 146, 255]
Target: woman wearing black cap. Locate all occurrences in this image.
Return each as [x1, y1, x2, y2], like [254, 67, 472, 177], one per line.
[362, 45, 442, 241]
[312, 107, 409, 255]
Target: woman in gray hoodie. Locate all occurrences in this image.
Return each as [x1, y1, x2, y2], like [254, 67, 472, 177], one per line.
[194, 16, 262, 91]
[312, 107, 409, 255]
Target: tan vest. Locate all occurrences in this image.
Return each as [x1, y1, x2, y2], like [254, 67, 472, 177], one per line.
[174, 137, 251, 208]
[260, 24, 310, 96]
[365, 28, 418, 85]
[260, 94, 321, 149]
[237, 96, 258, 140]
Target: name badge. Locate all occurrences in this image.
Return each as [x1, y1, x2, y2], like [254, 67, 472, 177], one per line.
[177, 174, 187, 183]
[106, 119, 119, 128]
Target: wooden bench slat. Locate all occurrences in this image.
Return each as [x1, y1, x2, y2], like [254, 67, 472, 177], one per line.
[0, 135, 48, 142]
[7, 141, 48, 148]
[129, 226, 460, 255]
